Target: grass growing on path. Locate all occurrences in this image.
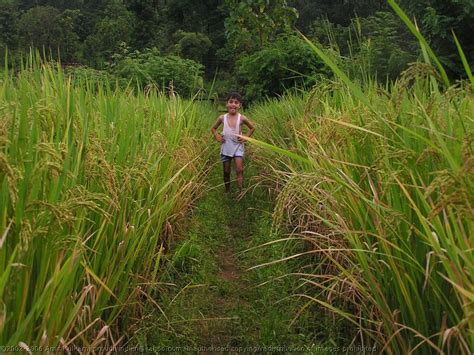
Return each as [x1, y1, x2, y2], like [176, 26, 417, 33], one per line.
[132, 157, 323, 350]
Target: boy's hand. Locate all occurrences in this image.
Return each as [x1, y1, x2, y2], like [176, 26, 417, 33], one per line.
[215, 133, 225, 143]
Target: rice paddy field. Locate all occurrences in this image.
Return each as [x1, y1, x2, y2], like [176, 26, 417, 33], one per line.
[249, 70, 473, 353]
[0, 59, 215, 350]
[1, 27, 473, 355]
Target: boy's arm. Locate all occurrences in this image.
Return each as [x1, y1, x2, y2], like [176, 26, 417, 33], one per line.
[239, 116, 255, 141]
[211, 116, 224, 143]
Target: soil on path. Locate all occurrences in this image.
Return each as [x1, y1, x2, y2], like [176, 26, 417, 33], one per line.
[217, 249, 242, 282]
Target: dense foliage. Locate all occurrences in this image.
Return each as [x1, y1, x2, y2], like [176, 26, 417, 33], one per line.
[237, 35, 329, 101]
[0, 1, 472, 99]
[107, 45, 204, 96]
[1, 1, 472, 352]
[251, 62, 473, 354]
[0, 60, 214, 348]
[310, 11, 418, 82]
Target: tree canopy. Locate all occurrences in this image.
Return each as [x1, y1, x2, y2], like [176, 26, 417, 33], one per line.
[1, 0, 472, 100]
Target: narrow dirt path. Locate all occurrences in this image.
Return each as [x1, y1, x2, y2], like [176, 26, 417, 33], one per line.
[132, 160, 314, 350]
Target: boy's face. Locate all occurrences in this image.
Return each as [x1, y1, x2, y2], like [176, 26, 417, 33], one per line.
[226, 98, 241, 114]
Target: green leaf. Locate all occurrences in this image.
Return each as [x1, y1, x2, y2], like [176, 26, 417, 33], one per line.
[387, 0, 450, 87]
[452, 31, 474, 90]
[300, 32, 373, 110]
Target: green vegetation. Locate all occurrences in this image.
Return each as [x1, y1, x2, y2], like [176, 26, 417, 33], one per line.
[1, 1, 472, 101]
[0, 1, 472, 353]
[106, 45, 204, 96]
[248, 32, 473, 355]
[133, 164, 317, 349]
[237, 34, 329, 102]
[0, 59, 214, 347]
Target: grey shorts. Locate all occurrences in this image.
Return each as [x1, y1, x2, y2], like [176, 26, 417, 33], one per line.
[220, 154, 243, 162]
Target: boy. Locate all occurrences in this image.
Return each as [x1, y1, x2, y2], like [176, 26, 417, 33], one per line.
[211, 92, 255, 193]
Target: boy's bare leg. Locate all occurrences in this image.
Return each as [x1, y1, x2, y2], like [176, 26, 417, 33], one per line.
[223, 161, 231, 192]
[234, 158, 244, 191]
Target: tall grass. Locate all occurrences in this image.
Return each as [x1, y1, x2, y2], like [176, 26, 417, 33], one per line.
[249, 50, 473, 355]
[0, 57, 214, 348]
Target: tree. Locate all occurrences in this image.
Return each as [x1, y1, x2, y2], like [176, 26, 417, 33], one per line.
[18, 6, 64, 53]
[17, 5, 85, 62]
[309, 11, 417, 82]
[149, 0, 227, 76]
[172, 30, 212, 64]
[237, 34, 329, 102]
[224, 0, 298, 53]
[353, 12, 417, 80]
[59, 9, 83, 62]
[18, 0, 84, 11]
[399, 0, 474, 77]
[83, 0, 135, 65]
[289, 0, 389, 31]
[125, 0, 163, 48]
[0, 4, 19, 51]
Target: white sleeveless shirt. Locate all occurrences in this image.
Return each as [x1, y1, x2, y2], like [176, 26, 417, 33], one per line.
[221, 113, 244, 157]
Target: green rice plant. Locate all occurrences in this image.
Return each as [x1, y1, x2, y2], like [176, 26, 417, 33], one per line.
[0, 53, 215, 348]
[249, 13, 473, 351]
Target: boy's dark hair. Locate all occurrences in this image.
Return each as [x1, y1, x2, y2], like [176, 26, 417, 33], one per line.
[226, 91, 242, 103]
